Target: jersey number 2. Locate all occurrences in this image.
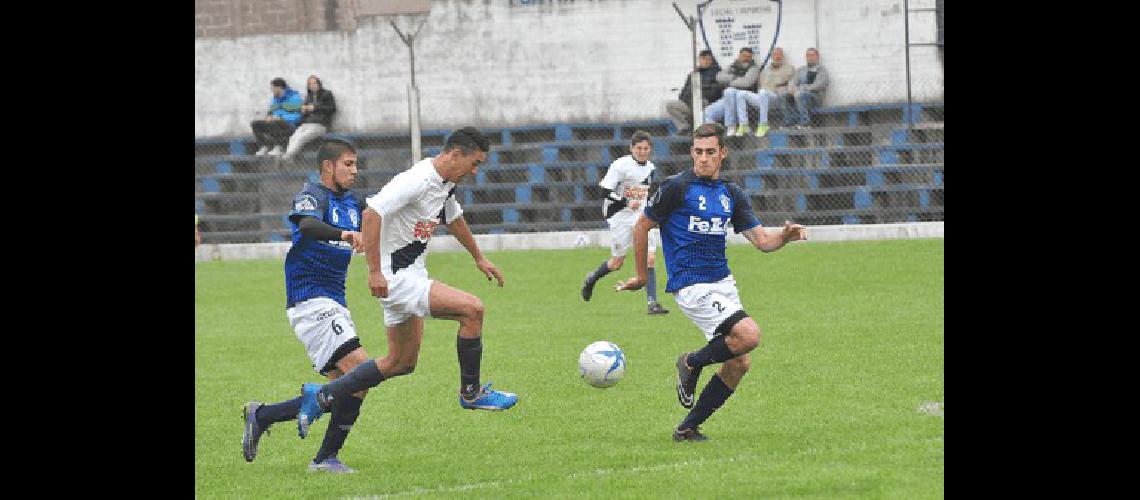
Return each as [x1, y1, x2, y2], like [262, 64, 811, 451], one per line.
[698, 195, 707, 211]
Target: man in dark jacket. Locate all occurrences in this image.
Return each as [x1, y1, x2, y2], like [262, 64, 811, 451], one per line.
[664, 50, 723, 136]
[282, 75, 338, 163]
[703, 47, 759, 129]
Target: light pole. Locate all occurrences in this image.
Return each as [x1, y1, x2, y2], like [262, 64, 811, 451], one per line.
[391, 17, 428, 161]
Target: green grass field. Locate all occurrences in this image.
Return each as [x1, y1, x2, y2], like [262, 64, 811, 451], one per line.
[195, 239, 943, 499]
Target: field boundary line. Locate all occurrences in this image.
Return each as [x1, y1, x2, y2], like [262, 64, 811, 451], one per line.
[196, 222, 943, 262]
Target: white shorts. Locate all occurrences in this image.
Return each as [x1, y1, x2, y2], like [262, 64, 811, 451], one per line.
[673, 275, 747, 341]
[609, 217, 660, 258]
[379, 271, 434, 327]
[287, 297, 361, 374]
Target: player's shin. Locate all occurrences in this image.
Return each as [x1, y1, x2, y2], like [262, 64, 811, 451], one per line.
[256, 396, 304, 426]
[313, 394, 364, 464]
[589, 261, 612, 281]
[320, 361, 386, 403]
[457, 336, 483, 397]
[678, 373, 734, 431]
[685, 335, 735, 370]
[647, 267, 658, 304]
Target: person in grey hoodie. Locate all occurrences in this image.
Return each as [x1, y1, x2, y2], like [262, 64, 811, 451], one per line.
[783, 48, 829, 128]
[702, 47, 759, 127]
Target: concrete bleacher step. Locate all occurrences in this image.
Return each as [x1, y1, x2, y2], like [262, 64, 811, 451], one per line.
[196, 112, 942, 242]
[811, 101, 944, 127]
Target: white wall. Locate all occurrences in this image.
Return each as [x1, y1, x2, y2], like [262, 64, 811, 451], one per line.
[815, 0, 943, 107]
[195, 222, 946, 261]
[194, 0, 943, 138]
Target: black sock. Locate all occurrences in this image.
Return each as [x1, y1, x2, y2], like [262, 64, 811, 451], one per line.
[255, 397, 302, 428]
[457, 336, 483, 396]
[313, 394, 364, 464]
[686, 336, 735, 370]
[589, 261, 612, 281]
[647, 266, 658, 304]
[678, 374, 734, 430]
[321, 361, 385, 401]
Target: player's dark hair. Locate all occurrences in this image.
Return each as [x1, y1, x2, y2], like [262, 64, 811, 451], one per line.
[271, 77, 288, 89]
[318, 138, 357, 168]
[740, 47, 753, 54]
[630, 130, 652, 148]
[693, 122, 726, 148]
[445, 127, 491, 155]
[698, 49, 713, 58]
[807, 47, 819, 55]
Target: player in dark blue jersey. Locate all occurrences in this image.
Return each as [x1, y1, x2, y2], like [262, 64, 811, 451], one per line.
[242, 138, 373, 473]
[617, 123, 807, 442]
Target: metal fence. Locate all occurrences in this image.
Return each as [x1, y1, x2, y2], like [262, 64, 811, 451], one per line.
[195, 80, 943, 245]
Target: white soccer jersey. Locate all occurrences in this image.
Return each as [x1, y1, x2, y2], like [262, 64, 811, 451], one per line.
[599, 155, 656, 222]
[366, 158, 463, 277]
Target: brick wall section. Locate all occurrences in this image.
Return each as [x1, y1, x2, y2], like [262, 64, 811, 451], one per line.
[195, 0, 357, 38]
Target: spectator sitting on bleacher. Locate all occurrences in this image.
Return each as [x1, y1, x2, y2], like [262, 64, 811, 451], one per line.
[702, 47, 759, 129]
[251, 77, 303, 156]
[783, 48, 829, 129]
[722, 47, 795, 138]
[664, 50, 723, 136]
[282, 75, 337, 164]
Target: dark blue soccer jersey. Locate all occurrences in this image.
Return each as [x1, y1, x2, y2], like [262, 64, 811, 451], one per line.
[643, 170, 761, 293]
[284, 182, 364, 309]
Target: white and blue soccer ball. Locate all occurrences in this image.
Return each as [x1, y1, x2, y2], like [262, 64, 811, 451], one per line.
[579, 341, 626, 388]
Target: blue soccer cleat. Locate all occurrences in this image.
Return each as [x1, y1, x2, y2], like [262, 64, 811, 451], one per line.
[308, 455, 356, 474]
[459, 382, 518, 411]
[242, 401, 270, 462]
[297, 383, 327, 439]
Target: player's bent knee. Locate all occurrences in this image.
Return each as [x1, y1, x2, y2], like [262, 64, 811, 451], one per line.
[466, 297, 485, 322]
[731, 320, 761, 352]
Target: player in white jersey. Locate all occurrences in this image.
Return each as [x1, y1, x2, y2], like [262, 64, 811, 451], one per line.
[296, 127, 517, 430]
[580, 130, 670, 315]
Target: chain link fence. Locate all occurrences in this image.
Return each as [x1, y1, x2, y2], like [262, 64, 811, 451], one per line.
[194, 93, 943, 244]
[195, 12, 943, 245]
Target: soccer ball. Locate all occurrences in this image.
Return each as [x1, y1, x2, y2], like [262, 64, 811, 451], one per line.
[578, 341, 626, 388]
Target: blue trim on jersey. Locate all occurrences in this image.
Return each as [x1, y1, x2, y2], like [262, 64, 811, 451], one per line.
[644, 170, 761, 293]
[284, 182, 363, 309]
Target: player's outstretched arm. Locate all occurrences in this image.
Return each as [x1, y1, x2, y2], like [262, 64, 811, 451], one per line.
[447, 216, 504, 287]
[616, 214, 656, 291]
[361, 208, 388, 298]
[296, 216, 363, 252]
[742, 220, 808, 253]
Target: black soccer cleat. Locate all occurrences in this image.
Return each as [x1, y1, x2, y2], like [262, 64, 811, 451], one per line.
[676, 353, 700, 409]
[242, 401, 270, 462]
[648, 302, 670, 315]
[673, 427, 709, 442]
[581, 273, 598, 302]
